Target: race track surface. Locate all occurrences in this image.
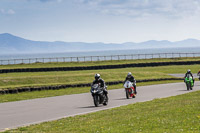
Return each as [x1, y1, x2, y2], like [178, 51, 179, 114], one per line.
[169, 74, 199, 78]
[0, 82, 200, 131]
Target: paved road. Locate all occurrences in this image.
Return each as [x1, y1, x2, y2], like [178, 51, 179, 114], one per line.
[169, 74, 199, 78]
[1, 82, 200, 131]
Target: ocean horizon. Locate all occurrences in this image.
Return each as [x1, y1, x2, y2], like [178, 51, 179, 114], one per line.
[0, 47, 200, 60]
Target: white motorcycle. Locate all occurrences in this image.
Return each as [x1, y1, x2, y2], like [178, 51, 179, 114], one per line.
[123, 81, 136, 99]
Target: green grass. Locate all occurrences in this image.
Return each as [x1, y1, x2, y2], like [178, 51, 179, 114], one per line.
[4, 90, 200, 133]
[0, 80, 181, 103]
[0, 64, 199, 90]
[0, 57, 200, 69]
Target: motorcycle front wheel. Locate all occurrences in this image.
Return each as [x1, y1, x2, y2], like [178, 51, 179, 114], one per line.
[126, 89, 130, 99]
[186, 83, 190, 91]
[93, 95, 100, 107]
[103, 95, 108, 106]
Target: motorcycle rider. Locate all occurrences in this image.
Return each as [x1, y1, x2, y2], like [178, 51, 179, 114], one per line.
[124, 72, 137, 94]
[92, 73, 108, 96]
[197, 70, 200, 80]
[184, 69, 194, 83]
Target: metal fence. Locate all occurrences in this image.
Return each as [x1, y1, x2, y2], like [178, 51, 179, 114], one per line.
[1, 53, 200, 65]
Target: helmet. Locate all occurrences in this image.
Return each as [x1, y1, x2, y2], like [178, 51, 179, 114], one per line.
[95, 73, 100, 80]
[187, 69, 191, 73]
[127, 72, 132, 77]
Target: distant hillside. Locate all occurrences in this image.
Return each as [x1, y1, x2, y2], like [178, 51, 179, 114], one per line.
[0, 33, 200, 54]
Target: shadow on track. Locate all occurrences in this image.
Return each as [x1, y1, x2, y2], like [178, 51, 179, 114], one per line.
[78, 106, 97, 108]
[114, 98, 127, 100]
[178, 90, 192, 91]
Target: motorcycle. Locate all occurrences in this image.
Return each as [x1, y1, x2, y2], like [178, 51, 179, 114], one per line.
[124, 81, 136, 99]
[185, 75, 194, 91]
[197, 72, 200, 81]
[90, 83, 108, 107]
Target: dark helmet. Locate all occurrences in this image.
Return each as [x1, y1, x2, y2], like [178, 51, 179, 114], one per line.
[95, 73, 100, 80]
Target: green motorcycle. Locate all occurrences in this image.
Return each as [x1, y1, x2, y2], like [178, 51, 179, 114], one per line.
[185, 75, 194, 91]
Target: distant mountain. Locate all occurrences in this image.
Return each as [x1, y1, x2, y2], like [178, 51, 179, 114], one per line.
[0, 33, 200, 54]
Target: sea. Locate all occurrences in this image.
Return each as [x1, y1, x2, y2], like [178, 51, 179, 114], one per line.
[0, 47, 200, 65]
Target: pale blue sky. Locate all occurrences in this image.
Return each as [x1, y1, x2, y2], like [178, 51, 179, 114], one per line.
[0, 0, 200, 43]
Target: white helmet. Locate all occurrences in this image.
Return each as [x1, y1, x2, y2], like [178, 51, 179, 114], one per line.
[127, 72, 132, 77]
[187, 69, 191, 73]
[95, 73, 100, 80]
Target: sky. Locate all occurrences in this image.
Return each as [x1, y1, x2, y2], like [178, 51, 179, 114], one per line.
[0, 0, 200, 43]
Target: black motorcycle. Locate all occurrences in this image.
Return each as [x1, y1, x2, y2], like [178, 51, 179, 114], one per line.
[90, 83, 108, 107]
[198, 72, 200, 81]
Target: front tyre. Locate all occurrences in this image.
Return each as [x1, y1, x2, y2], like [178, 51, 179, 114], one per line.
[186, 83, 190, 91]
[93, 95, 100, 107]
[103, 95, 108, 106]
[126, 89, 130, 99]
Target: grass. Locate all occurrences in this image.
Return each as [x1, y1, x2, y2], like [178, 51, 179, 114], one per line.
[0, 57, 200, 69]
[4, 90, 200, 133]
[0, 80, 181, 103]
[0, 64, 199, 90]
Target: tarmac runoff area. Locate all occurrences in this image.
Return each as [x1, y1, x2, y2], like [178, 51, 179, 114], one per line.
[0, 81, 200, 131]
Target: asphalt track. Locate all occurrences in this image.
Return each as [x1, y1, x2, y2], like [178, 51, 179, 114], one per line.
[0, 82, 200, 131]
[169, 74, 199, 78]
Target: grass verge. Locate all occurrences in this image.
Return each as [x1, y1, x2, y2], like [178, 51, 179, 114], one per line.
[0, 64, 199, 90]
[4, 90, 200, 133]
[0, 80, 181, 103]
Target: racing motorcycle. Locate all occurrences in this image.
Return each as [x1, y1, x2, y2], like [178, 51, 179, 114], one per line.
[185, 75, 194, 91]
[90, 83, 108, 107]
[124, 81, 136, 99]
[197, 71, 200, 81]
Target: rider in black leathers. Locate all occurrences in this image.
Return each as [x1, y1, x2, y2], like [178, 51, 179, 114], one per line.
[184, 69, 194, 83]
[124, 72, 137, 94]
[92, 73, 108, 96]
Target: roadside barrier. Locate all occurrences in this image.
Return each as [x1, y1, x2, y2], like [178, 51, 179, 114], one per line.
[0, 60, 200, 74]
[0, 78, 183, 95]
[1, 53, 200, 65]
